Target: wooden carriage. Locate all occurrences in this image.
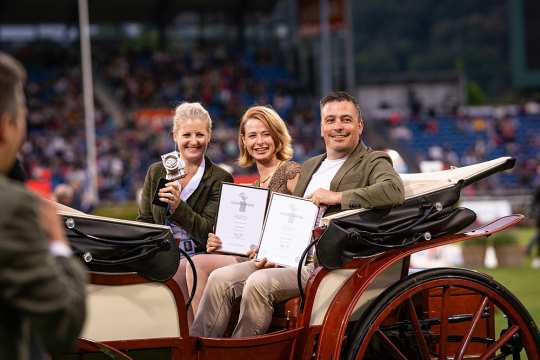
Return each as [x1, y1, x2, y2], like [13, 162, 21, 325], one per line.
[56, 157, 540, 360]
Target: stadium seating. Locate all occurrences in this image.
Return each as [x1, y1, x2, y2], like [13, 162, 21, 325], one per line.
[3, 43, 538, 205]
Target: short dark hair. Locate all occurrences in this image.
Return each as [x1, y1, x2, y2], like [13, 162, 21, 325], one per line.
[320, 91, 362, 119]
[0, 52, 26, 122]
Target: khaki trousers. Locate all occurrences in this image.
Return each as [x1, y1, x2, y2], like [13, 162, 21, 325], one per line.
[190, 260, 313, 338]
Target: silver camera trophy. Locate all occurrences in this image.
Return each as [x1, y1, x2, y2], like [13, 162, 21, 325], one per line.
[152, 151, 186, 207]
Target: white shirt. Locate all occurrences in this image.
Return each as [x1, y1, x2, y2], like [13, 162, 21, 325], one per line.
[171, 158, 206, 242]
[180, 157, 206, 201]
[303, 156, 348, 197]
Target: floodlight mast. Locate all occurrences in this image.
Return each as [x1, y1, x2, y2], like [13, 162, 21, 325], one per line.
[319, 0, 331, 96]
[78, 0, 99, 205]
[344, 0, 355, 93]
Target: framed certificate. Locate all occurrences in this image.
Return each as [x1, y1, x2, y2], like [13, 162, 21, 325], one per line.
[256, 193, 320, 267]
[214, 183, 269, 256]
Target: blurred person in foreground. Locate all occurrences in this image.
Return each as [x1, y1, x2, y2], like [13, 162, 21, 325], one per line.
[136, 102, 233, 319]
[191, 91, 404, 337]
[0, 52, 87, 359]
[186, 105, 301, 316]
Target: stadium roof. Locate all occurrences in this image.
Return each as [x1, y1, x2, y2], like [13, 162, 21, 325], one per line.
[1, 0, 278, 24]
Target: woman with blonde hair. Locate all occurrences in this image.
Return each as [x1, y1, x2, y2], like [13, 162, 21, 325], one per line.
[137, 102, 233, 314]
[185, 105, 300, 320]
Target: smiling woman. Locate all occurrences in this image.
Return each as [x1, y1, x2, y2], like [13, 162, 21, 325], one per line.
[136, 102, 233, 321]
[183, 105, 301, 322]
[238, 105, 299, 192]
[173, 108, 211, 166]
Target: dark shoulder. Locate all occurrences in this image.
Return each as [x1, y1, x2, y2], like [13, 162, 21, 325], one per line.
[147, 161, 165, 176]
[0, 176, 39, 226]
[207, 161, 234, 182]
[364, 149, 393, 165]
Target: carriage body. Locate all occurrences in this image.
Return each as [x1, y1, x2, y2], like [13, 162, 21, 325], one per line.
[58, 157, 540, 360]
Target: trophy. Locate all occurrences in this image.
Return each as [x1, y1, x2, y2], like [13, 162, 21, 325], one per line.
[152, 150, 186, 207]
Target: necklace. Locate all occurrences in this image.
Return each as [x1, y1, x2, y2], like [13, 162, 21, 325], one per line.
[259, 161, 282, 184]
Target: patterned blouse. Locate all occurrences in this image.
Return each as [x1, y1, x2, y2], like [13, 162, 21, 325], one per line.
[254, 161, 301, 194]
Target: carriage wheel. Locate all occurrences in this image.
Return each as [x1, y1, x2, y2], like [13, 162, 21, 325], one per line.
[344, 268, 540, 360]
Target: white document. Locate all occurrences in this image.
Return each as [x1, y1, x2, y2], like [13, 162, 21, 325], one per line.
[214, 183, 269, 256]
[256, 193, 320, 267]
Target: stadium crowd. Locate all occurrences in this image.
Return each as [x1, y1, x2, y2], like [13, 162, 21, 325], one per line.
[385, 108, 540, 195]
[4, 42, 539, 207]
[9, 43, 322, 208]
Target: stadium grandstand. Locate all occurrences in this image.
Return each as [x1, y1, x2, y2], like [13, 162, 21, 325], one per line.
[1, 0, 538, 214]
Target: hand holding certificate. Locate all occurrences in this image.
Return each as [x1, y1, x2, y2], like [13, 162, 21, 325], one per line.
[256, 193, 320, 267]
[214, 183, 269, 256]
[214, 183, 320, 265]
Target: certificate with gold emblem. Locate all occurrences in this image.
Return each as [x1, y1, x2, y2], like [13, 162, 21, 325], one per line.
[256, 193, 320, 267]
[215, 183, 269, 256]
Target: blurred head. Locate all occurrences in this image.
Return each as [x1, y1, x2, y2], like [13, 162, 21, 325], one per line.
[320, 91, 364, 159]
[238, 105, 293, 167]
[172, 102, 212, 164]
[54, 183, 74, 206]
[0, 52, 27, 174]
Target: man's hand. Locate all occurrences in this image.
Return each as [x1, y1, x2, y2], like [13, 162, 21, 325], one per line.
[254, 257, 278, 269]
[39, 199, 68, 246]
[306, 188, 342, 207]
[206, 233, 222, 253]
[159, 180, 182, 213]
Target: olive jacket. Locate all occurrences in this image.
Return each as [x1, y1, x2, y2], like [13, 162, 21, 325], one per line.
[137, 157, 233, 251]
[0, 176, 87, 360]
[293, 142, 405, 215]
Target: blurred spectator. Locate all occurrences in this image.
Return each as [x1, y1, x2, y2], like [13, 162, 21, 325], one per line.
[3, 42, 539, 202]
[526, 184, 540, 268]
[389, 125, 412, 142]
[54, 183, 74, 207]
[471, 117, 487, 132]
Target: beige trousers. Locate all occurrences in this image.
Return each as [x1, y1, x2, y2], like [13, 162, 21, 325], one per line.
[173, 253, 244, 325]
[190, 260, 313, 338]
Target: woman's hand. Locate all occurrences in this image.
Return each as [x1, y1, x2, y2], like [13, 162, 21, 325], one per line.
[246, 245, 258, 259]
[206, 233, 222, 253]
[159, 180, 181, 213]
[254, 257, 278, 269]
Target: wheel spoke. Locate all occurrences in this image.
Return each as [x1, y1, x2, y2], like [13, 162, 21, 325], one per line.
[375, 329, 408, 360]
[439, 286, 450, 360]
[454, 295, 489, 360]
[347, 269, 538, 360]
[406, 298, 431, 360]
[479, 325, 519, 360]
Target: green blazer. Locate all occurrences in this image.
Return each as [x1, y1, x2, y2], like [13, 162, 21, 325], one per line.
[293, 142, 405, 216]
[137, 157, 233, 251]
[0, 176, 87, 360]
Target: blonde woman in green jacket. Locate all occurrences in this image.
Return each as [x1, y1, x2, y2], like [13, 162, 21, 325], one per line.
[137, 102, 233, 309]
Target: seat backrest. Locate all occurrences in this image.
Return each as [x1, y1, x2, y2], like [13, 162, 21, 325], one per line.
[81, 273, 188, 342]
[308, 261, 402, 326]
